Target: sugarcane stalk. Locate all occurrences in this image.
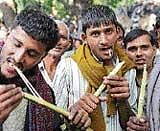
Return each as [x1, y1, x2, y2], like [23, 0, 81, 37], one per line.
[94, 61, 125, 97]
[24, 92, 69, 116]
[24, 93, 93, 131]
[137, 64, 147, 118]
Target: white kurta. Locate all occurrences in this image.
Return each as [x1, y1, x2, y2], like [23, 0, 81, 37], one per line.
[51, 57, 138, 131]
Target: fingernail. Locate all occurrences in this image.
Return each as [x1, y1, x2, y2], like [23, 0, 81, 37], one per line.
[104, 80, 109, 84]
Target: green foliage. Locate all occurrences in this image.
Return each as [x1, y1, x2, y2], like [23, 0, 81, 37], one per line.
[52, 0, 69, 19]
[93, 0, 135, 9]
[13, 0, 135, 19]
[13, 0, 53, 14]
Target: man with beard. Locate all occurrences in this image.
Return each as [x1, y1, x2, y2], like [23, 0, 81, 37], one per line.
[0, 7, 91, 130]
[52, 5, 138, 131]
[0, 7, 60, 130]
[124, 28, 158, 130]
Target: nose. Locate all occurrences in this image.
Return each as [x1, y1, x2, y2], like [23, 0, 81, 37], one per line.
[99, 33, 109, 46]
[100, 33, 105, 44]
[14, 48, 25, 63]
[136, 48, 143, 57]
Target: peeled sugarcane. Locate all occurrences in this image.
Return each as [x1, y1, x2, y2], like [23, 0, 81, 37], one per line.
[137, 64, 147, 118]
[24, 93, 93, 131]
[94, 61, 125, 97]
[24, 92, 69, 116]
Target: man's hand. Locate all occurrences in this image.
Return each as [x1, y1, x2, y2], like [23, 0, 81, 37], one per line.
[127, 116, 149, 131]
[103, 76, 130, 100]
[0, 84, 23, 123]
[68, 93, 100, 130]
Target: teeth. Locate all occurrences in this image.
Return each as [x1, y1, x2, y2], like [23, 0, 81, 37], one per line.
[108, 49, 113, 57]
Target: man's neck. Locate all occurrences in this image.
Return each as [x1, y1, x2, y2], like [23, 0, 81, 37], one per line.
[43, 56, 60, 79]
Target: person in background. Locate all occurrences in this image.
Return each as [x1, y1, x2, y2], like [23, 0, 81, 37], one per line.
[39, 20, 71, 85]
[71, 32, 83, 49]
[117, 22, 125, 47]
[124, 28, 158, 131]
[154, 17, 160, 48]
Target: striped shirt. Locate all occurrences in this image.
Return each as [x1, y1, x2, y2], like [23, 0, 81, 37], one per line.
[51, 57, 138, 131]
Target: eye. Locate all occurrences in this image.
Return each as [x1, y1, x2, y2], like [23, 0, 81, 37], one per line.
[141, 45, 149, 50]
[13, 40, 21, 48]
[12, 37, 22, 48]
[27, 49, 40, 58]
[127, 46, 137, 52]
[104, 28, 113, 35]
[91, 31, 100, 37]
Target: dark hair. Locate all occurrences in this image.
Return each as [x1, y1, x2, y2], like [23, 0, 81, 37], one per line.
[123, 28, 157, 49]
[12, 7, 59, 52]
[117, 22, 125, 39]
[81, 5, 118, 33]
[154, 17, 160, 29]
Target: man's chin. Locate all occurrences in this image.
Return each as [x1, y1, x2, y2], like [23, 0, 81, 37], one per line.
[1, 72, 17, 79]
[136, 66, 144, 71]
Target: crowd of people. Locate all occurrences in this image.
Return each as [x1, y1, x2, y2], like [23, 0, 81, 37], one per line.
[0, 4, 160, 131]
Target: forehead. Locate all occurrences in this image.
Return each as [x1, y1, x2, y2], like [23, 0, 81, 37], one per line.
[58, 24, 68, 35]
[8, 26, 45, 51]
[86, 23, 116, 32]
[126, 35, 151, 47]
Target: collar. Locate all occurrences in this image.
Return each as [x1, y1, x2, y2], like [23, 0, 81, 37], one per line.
[38, 61, 52, 87]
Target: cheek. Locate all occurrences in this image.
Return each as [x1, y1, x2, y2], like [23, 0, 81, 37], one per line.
[127, 52, 135, 60]
[24, 57, 41, 69]
[109, 32, 118, 42]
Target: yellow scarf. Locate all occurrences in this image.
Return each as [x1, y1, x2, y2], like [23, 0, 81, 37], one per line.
[71, 44, 135, 131]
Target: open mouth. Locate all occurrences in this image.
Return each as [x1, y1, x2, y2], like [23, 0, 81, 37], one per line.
[6, 62, 16, 75]
[52, 46, 63, 52]
[99, 47, 113, 56]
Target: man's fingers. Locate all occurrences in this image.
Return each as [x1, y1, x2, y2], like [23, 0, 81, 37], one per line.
[72, 109, 84, 125]
[79, 100, 94, 113]
[109, 86, 129, 93]
[0, 84, 16, 94]
[76, 110, 89, 128]
[127, 127, 136, 131]
[0, 98, 22, 123]
[111, 92, 130, 99]
[104, 76, 125, 81]
[0, 87, 22, 103]
[81, 118, 91, 130]
[68, 105, 79, 120]
[0, 90, 23, 112]
[80, 93, 99, 112]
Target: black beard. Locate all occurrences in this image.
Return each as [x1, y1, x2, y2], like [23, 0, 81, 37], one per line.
[0, 66, 37, 87]
[0, 70, 14, 84]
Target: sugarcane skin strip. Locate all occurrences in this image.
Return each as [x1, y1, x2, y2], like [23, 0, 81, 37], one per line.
[24, 93, 93, 131]
[94, 61, 125, 97]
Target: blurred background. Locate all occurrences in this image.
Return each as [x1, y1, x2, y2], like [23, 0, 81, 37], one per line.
[0, 0, 160, 40]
